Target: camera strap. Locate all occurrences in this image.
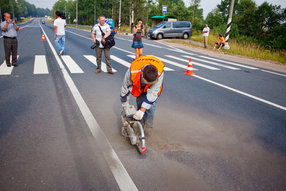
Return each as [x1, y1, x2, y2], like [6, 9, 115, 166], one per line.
[98, 25, 105, 37]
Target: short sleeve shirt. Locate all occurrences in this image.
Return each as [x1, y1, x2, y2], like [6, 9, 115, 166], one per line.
[92, 23, 111, 48]
[1, 21, 17, 37]
[54, 18, 66, 35]
[203, 27, 210, 37]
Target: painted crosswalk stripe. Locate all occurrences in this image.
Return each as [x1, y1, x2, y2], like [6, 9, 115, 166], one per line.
[34, 55, 49, 74]
[199, 55, 258, 70]
[61, 55, 84, 73]
[126, 55, 175, 71]
[84, 55, 117, 73]
[0, 55, 19, 75]
[111, 55, 131, 67]
[149, 55, 198, 71]
[166, 55, 220, 70]
[181, 55, 240, 70]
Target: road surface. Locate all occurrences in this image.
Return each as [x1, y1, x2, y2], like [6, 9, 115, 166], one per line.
[0, 18, 286, 191]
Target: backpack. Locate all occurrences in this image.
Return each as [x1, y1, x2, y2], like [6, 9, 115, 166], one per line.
[98, 25, 115, 49]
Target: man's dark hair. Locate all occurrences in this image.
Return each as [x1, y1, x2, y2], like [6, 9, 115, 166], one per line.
[55, 11, 61, 17]
[138, 18, 142, 22]
[143, 65, 158, 82]
[219, 34, 222, 37]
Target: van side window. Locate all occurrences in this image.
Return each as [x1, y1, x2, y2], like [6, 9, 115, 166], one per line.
[164, 22, 171, 28]
[173, 22, 180, 28]
[173, 22, 190, 28]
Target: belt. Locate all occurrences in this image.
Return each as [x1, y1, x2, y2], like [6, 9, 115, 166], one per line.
[3, 36, 17, 39]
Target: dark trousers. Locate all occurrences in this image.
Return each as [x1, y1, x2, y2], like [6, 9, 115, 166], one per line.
[95, 47, 112, 71]
[4, 37, 18, 66]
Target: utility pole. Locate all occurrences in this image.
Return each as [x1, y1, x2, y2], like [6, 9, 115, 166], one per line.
[76, 0, 78, 26]
[119, 0, 121, 31]
[224, 0, 235, 50]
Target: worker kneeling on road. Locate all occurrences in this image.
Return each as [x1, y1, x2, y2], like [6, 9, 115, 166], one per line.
[120, 56, 165, 136]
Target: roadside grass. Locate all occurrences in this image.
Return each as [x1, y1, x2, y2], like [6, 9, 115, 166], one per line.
[190, 31, 286, 64]
[16, 17, 33, 25]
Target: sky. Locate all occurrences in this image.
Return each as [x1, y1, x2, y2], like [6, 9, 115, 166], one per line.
[26, 0, 286, 19]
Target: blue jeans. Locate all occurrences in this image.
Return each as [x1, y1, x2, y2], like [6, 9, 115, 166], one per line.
[55, 35, 65, 54]
[136, 93, 157, 128]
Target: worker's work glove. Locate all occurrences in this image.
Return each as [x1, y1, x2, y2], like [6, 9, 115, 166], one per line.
[121, 102, 129, 108]
[133, 110, 145, 120]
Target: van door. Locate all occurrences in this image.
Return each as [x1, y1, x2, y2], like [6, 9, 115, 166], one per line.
[161, 22, 173, 37]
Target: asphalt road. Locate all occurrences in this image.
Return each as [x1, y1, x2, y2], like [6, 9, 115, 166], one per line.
[0, 18, 286, 191]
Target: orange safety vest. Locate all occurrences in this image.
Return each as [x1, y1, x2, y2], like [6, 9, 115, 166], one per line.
[130, 56, 164, 98]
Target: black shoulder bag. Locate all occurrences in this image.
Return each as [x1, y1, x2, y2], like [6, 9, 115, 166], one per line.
[98, 25, 115, 49]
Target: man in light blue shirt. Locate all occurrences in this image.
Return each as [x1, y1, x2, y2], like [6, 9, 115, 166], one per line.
[1, 12, 19, 67]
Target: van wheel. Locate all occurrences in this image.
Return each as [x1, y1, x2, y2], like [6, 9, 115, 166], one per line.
[157, 33, 163, 40]
[183, 33, 189, 39]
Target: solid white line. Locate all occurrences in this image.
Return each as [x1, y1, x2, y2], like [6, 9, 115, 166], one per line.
[149, 55, 198, 71]
[166, 55, 220, 70]
[113, 46, 134, 54]
[84, 55, 117, 73]
[0, 55, 19, 75]
[181, 55, 240, 70]
[66, 29, 92, 41]
[143, 42, 163, 48]
[261, 69, 286, 77]
[61, 55, 84, 73]
[126, 55, 175, 71]
[199, 55, 258, 70]
[193, 75, 286, 111]
[34, 55, 49, 74]
[40, 26, 138, 191]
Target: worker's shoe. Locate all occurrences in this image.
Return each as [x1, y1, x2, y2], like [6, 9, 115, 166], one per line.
[108, 70, 115, 75]
[95, 69, 101, 74]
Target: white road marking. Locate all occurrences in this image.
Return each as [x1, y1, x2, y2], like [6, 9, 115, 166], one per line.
[0, 55, 19, 75]
[115, 37, 126, 41]
[166, 55, 220, 70]
[126, 55, 175, 71]
[143, 42, 164, 48]
[113, 46, 134, 54]
[41, 25, 138, 191]
[61, 55, 84, 73]
[193, 75, 286, 111]
[84, 55, 117, 73]
[181, 55, 240, 70]
[0, 36, 3, 39]
[149, 55, 198, 71]
[66, 29, 92, 41]
[111, 55, 131, 67]
[261, 69, 286, 77]
[199, 55, 258, 70]
[34, 55, 49, 74]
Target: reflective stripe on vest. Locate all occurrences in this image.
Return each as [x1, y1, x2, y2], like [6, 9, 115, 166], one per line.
[130, 56, 164, 98]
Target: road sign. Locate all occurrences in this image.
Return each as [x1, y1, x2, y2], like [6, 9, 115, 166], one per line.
[162, 5, 167, 14]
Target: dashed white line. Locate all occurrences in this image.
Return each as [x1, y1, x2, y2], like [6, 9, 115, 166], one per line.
[61, 55, 84, 73]
[166, 55, 220, 70]
[34, 55, 49, 74]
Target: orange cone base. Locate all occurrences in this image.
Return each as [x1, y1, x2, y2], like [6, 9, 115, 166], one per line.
[184, 70, 195, 75]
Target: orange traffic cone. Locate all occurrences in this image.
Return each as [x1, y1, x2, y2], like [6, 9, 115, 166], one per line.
[41, 33, 46, 41]
[184, 58, 195, 75]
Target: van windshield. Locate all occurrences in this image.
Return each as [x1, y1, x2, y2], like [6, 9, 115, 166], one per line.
[154, 22, 166, 28]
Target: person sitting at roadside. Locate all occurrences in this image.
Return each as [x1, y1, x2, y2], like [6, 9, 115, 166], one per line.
[213, 34, 226, 50]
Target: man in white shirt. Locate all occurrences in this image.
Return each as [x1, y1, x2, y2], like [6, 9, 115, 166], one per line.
[202, 24, 210, 48]
[91, 16, 114, 74]
[54, 11, 66, 55]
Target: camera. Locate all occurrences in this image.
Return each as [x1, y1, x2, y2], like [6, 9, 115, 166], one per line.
[91, 40, 100, 49]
